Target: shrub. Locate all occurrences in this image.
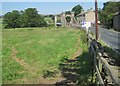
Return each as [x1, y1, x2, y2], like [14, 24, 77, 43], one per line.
[3, 8, 47, 28]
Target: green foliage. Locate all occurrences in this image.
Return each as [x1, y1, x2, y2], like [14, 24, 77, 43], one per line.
[44, 14, 55, 21]
[21, 8, 47, 27]
[65, 16, 71, 23]
[44, 17, 54, 24]
[3, 10, 21, 28]
[71, 5, 83, 17]
[102, 2, 120, 14]
[3, 8, 47, 28]
[51, 15, 55, 21]
[99, 2, 120, 29]
[65, 11, 71, 15]
[57, 20, 61, 23]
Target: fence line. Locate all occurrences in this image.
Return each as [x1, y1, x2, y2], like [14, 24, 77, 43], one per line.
[88, 34, 120, 86]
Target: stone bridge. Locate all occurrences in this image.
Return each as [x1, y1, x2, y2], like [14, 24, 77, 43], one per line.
[55, 12, 80, 27]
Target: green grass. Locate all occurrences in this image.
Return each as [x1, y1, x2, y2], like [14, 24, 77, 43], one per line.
[2, 27, 89, 84]
[0, 23, 2, 28]
[0, 18, 2, 85]
[0, 18, 2, 29]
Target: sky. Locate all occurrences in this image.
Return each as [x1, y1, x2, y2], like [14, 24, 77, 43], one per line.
[1, 2, 105, 15]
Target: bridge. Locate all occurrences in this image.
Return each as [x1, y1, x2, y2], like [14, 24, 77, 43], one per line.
[54, 12, 80, 27]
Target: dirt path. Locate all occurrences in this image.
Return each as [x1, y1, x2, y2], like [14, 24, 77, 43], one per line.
[11, 48, 35, 72]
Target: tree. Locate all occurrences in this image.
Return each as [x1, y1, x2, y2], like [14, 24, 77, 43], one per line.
[49, 14, 55, 21]
[71, 5, 83, 17]
[65, 16, 71, 23]
[3, 10, 21, 28]
[21, 8, 39, 27]
[87, 8, 93, 11]
[3, 8, 47, 28]
[65, 11, 71, 15]
[99, 2, 120, 29]
[36, 14, 47, 27]
[21, 8, 47, 27]
[103, 2, 120, 15]
[51, 15, 55, 21]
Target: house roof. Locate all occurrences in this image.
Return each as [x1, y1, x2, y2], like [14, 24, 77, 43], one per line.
[77, 10, 95, 16]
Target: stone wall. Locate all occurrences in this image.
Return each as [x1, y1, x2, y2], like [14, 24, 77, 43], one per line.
[113, 14, 120, 31]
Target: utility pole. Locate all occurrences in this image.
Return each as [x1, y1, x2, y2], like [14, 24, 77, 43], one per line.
[95, 0, 98, 40]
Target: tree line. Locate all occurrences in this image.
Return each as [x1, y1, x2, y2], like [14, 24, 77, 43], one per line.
[3, 8, 47, 28]
[99, 2, 120, 29]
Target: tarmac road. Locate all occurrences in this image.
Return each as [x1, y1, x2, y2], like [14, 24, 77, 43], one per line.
[89, 27, 120, 52]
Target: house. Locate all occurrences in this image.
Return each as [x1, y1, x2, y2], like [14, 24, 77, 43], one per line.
[77, 10, 95, 25]
[77, 10, 95, 32]
[113, 11, 120, 31]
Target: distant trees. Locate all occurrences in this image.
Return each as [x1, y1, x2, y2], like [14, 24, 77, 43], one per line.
[65, 11, 71, 23]
[3, 8, 47, 28]
[44, 14, 55, 21]
[3, 10, 21, 28]
[65, 11, 71, 15]
[71, 5, 83, 17]
[65, 16, 71, 23]
[99, 2, 120, 29]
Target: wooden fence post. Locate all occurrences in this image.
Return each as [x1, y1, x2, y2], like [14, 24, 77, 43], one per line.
[98, 53, 102, 73]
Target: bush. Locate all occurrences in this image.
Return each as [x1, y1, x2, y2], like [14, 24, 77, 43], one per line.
[3, 8, 47, 28]
[3, 10, 21, 28]
[65, 16, 71, 23]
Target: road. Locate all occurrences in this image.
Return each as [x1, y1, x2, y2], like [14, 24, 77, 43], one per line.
[89, 27, 120, 52]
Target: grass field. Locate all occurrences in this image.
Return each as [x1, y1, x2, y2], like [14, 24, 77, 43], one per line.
[2, 27, 92, 84]
[0, 35, 1, 85]
[0, 18, 2, 28]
